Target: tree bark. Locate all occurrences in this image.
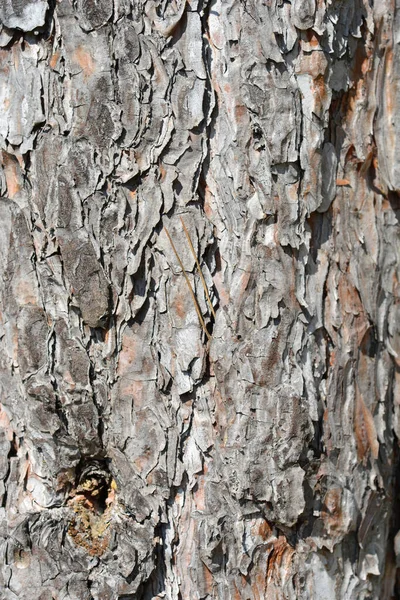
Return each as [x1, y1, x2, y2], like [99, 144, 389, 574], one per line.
[0, 0, 400, 598]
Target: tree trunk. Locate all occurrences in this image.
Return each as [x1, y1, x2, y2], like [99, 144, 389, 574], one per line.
[1, 0, 399, 598]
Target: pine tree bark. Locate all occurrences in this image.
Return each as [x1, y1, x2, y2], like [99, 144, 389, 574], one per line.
[1, 1, 400, 598]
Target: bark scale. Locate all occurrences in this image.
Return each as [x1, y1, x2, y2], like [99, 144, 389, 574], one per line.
[0, 1, 399, 599]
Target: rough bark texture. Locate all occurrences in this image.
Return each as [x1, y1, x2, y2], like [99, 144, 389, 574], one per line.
[1, 1, 400, 598]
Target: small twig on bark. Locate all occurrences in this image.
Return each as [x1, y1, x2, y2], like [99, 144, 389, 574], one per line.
[164, 226, 211, 340]
[180, 217, 216, 320]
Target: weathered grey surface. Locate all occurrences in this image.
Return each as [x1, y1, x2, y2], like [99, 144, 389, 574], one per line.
[0, 0, 48, 31]
[0, 0, 399, 598]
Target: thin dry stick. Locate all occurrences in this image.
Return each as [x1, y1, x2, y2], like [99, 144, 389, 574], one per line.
[180, 217, 216, 320]
[164, 226, 211, 340]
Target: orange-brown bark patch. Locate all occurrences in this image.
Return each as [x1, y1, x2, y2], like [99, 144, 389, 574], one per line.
[354, 387, 379, 462]
[267, 535, 295, 586]
[234, 104, 247, 119]
[73, 46, 95, 79]
[117, 328, 137, 376]
[0, 404, 13, 441]
[49, 51, 60, 70]
[173, 294, 186, 319]
[255, 518, 273, 540]
[2, 151, 21, 198]
[305, 30, 321, 48]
